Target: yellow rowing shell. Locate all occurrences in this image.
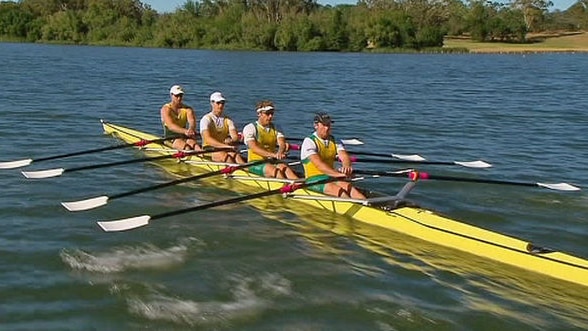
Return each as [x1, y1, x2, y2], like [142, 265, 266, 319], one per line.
[102, 120, 588, 288]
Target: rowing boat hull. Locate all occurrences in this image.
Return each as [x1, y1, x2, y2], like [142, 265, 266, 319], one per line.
[101, 120, 588, 288]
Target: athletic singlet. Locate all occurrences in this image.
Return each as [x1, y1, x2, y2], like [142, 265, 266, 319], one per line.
[302, 135, 337, 178]
[201, 113, 230, 148]
[161, 103, 190, 138]
[247, 122, 278, 161]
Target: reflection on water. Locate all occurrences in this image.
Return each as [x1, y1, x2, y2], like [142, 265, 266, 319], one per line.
[252, 196, 588, 329]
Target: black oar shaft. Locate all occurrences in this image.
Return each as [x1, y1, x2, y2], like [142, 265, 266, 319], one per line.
[110, 159, 271, 200]
[150, 176, 339, 221]
[34, 136, 181, 163]
[347, 151, 391, 158]
[64, 153, 182, 173]
[64, 147, 234, 174]
[153, 188, 280, 220]
[355, 170, 536, 188]
[351, 158, 452, 166]
[110, 171, 212, 199]
[424, 174, 537, 187]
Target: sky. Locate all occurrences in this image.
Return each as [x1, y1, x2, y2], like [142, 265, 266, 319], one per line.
[142, 0, 578, 13]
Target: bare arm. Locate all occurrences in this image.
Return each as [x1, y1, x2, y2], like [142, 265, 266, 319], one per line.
[201, 130, 234, 149]
[186, 108, 196, 135]
[276, 137, 288, 159]
[246, 140, 276, 158]
[161, 106, 188, 135]
[227, 119, 240, 144]
[336, 149, 354, 176]
[308, 154, 345, 178]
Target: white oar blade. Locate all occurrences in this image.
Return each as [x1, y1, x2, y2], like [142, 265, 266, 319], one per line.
[97, 215, 151, 232]
[61, 196, 109, 212]
[341, 138, 364, 145]
[22, 168, 65, 179]
[454, 160, 492, 168]
[0, 158, 33, 169]
[538, 183, 581, 191]
[392, 154, 426, 161]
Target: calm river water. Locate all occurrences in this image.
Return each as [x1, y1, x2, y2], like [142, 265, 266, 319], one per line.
[1, 43, 587, 330]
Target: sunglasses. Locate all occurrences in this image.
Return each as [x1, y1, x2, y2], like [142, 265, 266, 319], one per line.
[174, 94, 184, 98]
[262, 110, 275, 115]
[214, 101, 225, 105]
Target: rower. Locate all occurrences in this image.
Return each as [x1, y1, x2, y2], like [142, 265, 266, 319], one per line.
[160, 85, 201, 151]
[300, 112, 366, 199]
[242, 100, 298, 179]
[199, 92, 245, 164]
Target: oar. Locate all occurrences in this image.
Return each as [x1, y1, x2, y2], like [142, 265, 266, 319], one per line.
[347, 156, 492, 169]
[286, 137, 364, 145]
[289, 146, 425, 161]
[354, 170, 581, 191]
[21, 147, 234, 179]
[346, 150, 426, 161]
[61, 158, 276, 211]
[0, 136, 185, 170]
[97, 176, 342, 232]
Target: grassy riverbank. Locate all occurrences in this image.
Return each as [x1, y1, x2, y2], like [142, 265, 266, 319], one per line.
[443, 31, 588, 53]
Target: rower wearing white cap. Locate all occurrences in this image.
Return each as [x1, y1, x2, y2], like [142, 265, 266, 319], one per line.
[160, 85, 201, 151]
[300, 112, 366, 199]
[242, 100, 298, 179]
[199, 91, 245, 163]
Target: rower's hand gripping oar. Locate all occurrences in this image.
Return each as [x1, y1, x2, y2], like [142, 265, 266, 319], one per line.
[0, 136, 185, 170]
[97, 176, 343, 232]
[21, 147, 234, 179]
[61, 158, 276, 211]
[346, 156, 492, 169]
[354, 170, 581, 191]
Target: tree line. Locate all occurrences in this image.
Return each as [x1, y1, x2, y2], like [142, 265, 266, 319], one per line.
[0, 0, 587, 51]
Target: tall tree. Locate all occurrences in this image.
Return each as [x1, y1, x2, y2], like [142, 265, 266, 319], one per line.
[510, 0, 553, 31]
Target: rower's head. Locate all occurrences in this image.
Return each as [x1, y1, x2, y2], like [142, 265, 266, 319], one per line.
[313, 112, 334, 137]
[255, 100, 275, 126]
[210, 92, 226, 114]
[170, 85, 184, 104]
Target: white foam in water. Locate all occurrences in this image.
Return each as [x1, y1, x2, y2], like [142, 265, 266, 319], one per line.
[128, 273, 291, 326]
[60, 240, 197, 273]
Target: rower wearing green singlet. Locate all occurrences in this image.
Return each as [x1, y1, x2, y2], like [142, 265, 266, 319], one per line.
[160, 85, 201, 151]
[199, 92, 245, 164]
[300, 112, 366, 199]
[242, 100, 298, 179]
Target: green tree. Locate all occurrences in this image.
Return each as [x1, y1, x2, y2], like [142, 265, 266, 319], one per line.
[511, 0, 553, 32]
[0, 2, 34, 38]
[240, 11, 278, 49]
[467, 0, 491, 41]
[41, 10, 86, 43]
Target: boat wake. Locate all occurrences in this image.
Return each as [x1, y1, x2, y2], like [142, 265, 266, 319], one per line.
[60, 237, 203, 273]
[127, 273, 291, 327]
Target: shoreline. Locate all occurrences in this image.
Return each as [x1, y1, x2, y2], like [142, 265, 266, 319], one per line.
[2, 31, 587, 54]
[443, 31, 588, 54]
